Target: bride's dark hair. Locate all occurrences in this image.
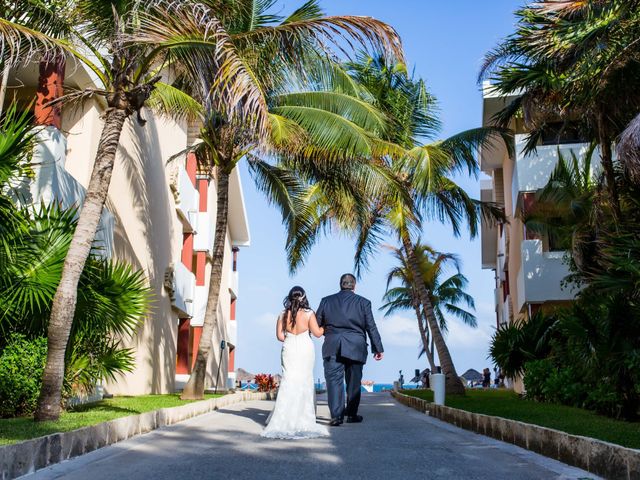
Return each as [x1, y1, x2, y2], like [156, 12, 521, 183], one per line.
[282, 286, 310, 333]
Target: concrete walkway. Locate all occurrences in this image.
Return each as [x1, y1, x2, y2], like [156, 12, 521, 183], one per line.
[24, 393, 598, 480]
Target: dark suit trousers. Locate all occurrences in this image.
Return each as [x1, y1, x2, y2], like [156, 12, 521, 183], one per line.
[323, 355, 364, 420]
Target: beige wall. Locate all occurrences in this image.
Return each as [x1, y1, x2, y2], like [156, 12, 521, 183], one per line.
[61, 101, 238, 395]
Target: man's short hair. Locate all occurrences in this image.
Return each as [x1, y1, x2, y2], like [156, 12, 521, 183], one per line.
[340, 273, 356, 290]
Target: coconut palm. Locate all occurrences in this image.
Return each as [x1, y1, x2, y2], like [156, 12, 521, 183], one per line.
[381, 243, 476, 372]
[26, 0, 283, 421]
[174, 0, 404, 399]
[481, 0, 640, 215]
[0, 103, 150, 401]
[286, 56, 508, 394]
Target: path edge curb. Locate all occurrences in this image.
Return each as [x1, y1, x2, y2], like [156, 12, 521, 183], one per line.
[1, 391, 275, 480]
[391, 390, 640, 480]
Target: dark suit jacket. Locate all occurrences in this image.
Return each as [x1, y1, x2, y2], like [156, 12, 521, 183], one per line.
[316, 290, 384, 364]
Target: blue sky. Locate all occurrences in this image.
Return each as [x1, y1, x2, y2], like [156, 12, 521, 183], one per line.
[236, 1, 523, 383]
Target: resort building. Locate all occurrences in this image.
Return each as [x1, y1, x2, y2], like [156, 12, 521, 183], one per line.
[4, 55, 249, 395]
[480, 81, 595, 330]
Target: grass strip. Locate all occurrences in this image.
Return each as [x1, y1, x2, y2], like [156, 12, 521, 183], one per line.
[0, 393, 222, 446]
[402, 389, 640, 450]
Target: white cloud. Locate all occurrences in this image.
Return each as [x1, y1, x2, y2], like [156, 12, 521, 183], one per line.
[377, 314, 420, 348]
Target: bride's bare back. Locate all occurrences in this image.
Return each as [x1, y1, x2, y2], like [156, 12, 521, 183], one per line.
[276, 309, 324, 341]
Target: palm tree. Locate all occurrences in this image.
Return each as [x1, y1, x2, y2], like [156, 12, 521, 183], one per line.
[285, 57, 508, 394]
[381, 243, 476, 372]
[177, 0, 404, 399]
[26, 0, 282, 421]
[0, 102, 150, 400]
[481, 0, 640, 215]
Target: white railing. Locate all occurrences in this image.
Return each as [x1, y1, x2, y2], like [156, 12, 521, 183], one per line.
[191, 285, 208, 327]
[502, 294, 511, 326]
[229, 270, 239, 299]
[176, 166, 199, 231]
[227, 319, 237, 348]
[193, 212, 215, 253]
[515, 239, 577, 312]
[513, 135, 600, 214]
[173, 262, 196, 317]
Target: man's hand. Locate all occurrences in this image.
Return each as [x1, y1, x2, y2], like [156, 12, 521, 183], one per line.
[373, 352, 384, 361]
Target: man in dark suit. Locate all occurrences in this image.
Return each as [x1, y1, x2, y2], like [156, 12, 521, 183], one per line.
[316, 273, 384, 426]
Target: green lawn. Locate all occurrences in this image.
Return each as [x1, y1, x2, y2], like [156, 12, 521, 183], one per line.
[402, 388, 640, 449]
[0, 394, 222, 446]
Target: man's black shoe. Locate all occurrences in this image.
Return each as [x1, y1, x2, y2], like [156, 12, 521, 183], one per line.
[329, 418, 342, 427]
[346, 415, 363, 423]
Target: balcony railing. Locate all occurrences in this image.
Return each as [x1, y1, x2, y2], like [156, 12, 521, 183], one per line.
[512, 135, 599, 215]
[515, 239, 577, 313]
[193, 212, 215, 254]
[176, 166, 199, 232]
[173, 262, 195, 317]
[229, 270, 239, 299]
[191, 285, 208, 327]
[227, 320, 237, 348]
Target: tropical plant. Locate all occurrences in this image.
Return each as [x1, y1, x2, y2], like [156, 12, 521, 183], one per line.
[381, 243, 476, 372]
[0, 334, 47, 417]
[178, 0, 404, 400]
[254, 373, 277, 392]
[481, 0, 640, 215]
[286, 56, 510, 394]
[0, 101, 150, 414]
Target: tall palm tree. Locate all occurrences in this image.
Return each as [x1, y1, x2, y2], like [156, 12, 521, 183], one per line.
[286, 57, 508, 394]
[177, 0, 404, 399]
[27, 0, 281, 421]
[381, 243, 476, 372]
[0, 102, 150, 400]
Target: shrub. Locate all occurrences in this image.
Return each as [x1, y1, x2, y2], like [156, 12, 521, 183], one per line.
[254, 374, 277, 392]
[0, 334, 47, 417]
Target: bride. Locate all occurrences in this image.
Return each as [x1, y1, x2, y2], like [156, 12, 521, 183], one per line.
[261, 286, 329, 439]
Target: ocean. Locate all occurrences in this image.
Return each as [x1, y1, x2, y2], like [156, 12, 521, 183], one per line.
[371, 384, 418, 392]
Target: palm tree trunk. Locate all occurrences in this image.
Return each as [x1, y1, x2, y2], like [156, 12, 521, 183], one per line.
[35, 108, 129, 421]
[0, 63, 10, 116]
[401, 234, 465, 395]
[413, 298, 436, 372]
[597, 113, 620, 219]
[181, 167, 230, 400]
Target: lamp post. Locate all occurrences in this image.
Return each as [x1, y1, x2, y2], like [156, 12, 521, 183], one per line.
[214, 340, 226, 394]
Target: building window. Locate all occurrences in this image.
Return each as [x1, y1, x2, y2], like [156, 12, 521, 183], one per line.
[540, 122, 587, 145]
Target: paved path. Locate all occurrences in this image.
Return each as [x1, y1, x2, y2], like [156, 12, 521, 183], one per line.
[24, 394, 598, 480]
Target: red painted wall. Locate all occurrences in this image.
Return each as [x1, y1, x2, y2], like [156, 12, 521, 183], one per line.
[35, 58, 65, 129]
[195, 251, 206, 286]
[191, 326, 203, 370]
[176, 319, 191, 374]
[186, 153, 197, 187]
[197, 178, 208, 212]
[182, 233, 194, 271]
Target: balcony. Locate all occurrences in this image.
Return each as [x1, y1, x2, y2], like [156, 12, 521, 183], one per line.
[176, 166, 199, 232]
[227, 320, 237, 348]
[193, 212, 215, 254]
[229, 270, 239, 299]
[512, 136, 598, 215]
[16, 127, 114, 256]
[191, 285, 208, 327]
[480, 179, 497, 269]
[515, 239, 577, 313]
[172, 262, 196, 317]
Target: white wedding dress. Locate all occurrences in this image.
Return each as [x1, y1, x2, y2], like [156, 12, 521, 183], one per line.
[261, 328, 329, 440]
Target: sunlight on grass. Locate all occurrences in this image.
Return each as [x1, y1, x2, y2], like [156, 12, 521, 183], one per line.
[0, 394, 222, 446]
[402, 389, 640, 449]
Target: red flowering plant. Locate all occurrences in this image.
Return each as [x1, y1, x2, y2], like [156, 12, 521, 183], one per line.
[254, 374, 278, 392]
